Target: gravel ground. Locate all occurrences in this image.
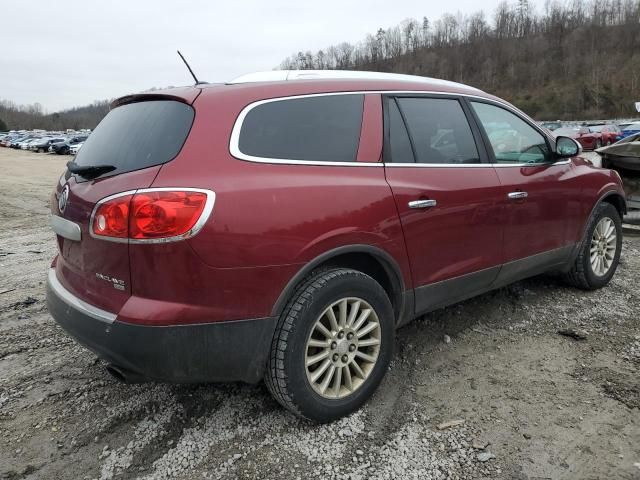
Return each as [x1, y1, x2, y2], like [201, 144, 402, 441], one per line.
[0, 148, 638, 480]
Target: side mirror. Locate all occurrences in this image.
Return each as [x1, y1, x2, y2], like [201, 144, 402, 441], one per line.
[556, 136, 580, 158]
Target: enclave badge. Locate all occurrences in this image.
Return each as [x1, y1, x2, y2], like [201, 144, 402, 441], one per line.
[58, 184, 70, 214]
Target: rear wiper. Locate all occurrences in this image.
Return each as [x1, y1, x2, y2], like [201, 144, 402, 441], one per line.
[66, 161, 116, 180]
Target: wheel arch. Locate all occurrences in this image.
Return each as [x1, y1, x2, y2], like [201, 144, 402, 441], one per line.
[565, 189, 626, 272]
[600, 191, 627, 217]
[271, 245, 410, 326]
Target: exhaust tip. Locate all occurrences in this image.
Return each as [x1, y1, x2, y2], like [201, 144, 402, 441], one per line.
[106, 364, 144, 384]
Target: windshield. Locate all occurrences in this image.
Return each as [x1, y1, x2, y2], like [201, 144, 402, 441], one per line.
[622, 123, 640, 131]
[73, 100, 194, 178]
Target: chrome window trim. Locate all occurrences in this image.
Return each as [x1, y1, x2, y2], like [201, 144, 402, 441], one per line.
[50, 215, 82, 241]
[384, 159, 571, 168]
[229, 90, 559, 167]
[47, 268, 116, 324]
[89, 187, 216, 244]
[229, 92, 378, 166]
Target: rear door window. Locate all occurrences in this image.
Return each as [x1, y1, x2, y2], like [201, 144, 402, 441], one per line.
[386, 99, 414, 163]
[73, 100, 194, 177]
[393, 97, 481, 164]
[237, 94, 364, 162]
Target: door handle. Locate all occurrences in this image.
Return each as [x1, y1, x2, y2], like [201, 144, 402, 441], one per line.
[408, 199, 437, 209]
[507, 191, 528, 200]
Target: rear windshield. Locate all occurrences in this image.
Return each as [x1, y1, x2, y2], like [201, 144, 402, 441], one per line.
[73, 100, 194, 176]
[237, 94, 364, 162]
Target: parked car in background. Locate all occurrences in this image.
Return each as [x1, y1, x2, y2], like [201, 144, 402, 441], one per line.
[52, 135, 88, 155]
[21, 137, 43, 150]
[48, 138, 68, 152]
[620, 122, 640, 139]
[554, 126, 603, 150]
[30, 137, 67, 153]
[14, 136, 38, 149]
[541, 121, 563, 131]
[47, 70, 626, 422]
[68, 142, 84, 155]
[9, 135, 31, 148]
[588, 124, 623, 145]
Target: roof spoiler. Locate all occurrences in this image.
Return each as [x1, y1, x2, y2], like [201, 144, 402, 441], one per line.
[111, 89, 201, 109]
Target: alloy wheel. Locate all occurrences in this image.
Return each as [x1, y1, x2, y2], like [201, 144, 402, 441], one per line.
[590, 217, 617, 276]
[305, 297, 381, 399]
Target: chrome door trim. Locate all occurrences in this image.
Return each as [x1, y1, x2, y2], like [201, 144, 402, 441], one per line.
[47, 268, 116, 324]
[507, 191, 528, 199]
[408, 199, 437, 209]
[50, 215, 82, 241]
[384, 159, 572, 168]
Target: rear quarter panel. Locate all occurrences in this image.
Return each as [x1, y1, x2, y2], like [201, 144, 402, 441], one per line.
[135, 87, 411, 322]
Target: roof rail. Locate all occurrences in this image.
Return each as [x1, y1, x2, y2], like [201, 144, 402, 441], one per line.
[228, 70, 480, 91]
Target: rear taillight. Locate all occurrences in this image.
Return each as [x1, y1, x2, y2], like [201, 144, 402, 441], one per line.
[91, 188, 215, 243]
[93, 194, 132, 239]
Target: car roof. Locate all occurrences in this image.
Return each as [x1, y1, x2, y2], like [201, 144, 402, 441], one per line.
[215, 70, 487, 97]
[227, 70, 482, 92]
[114, 70, 502, 108]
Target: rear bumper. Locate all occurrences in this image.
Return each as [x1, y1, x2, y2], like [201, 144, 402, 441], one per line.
[46, 268, 277, 384]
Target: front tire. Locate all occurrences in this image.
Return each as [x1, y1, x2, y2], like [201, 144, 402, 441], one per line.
[564, 203, 622, 290]
[265, 268, 394, 422]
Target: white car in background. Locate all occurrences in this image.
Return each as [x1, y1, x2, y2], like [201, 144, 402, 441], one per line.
[69, 142, 84, 155]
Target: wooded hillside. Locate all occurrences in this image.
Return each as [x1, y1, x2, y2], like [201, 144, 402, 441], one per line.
[0, 99, 110, 131]
[280, 0, 640, 120]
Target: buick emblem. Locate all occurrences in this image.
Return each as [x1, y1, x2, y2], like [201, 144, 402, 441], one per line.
[58, 185, 70, 214]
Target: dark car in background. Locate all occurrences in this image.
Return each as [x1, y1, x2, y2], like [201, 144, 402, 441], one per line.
[52, 135, 88, 154]
[30, 137, 67, 153]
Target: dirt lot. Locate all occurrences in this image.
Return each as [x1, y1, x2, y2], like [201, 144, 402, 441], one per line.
[0, 148, 638, 480]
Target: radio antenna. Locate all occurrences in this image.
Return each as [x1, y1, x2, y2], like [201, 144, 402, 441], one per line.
[177, 50, 206, 85]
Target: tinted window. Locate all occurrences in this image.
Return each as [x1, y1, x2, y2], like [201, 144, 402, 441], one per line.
[387, 99, 414, 163]
[74, 100, 194, 176]
[396, 98, 480, 164]
[471, 102, 550, 164]
[238, 95, 364, 162]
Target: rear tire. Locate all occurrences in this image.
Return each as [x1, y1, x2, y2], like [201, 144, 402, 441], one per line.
[265, 268, 394, 422]
[564, 203, 622, 290]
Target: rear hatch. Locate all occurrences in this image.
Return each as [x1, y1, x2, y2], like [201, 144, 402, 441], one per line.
[52, 96, 196, 313]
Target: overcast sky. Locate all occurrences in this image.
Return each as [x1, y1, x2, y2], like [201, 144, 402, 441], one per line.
[2, 0, 527, 112]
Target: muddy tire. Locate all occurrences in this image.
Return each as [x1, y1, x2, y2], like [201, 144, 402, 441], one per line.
[564, 203, 622, 290]
[265, 268, 394, 423]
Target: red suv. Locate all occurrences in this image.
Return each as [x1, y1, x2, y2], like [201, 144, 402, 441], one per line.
[47, 71, 626, 422]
